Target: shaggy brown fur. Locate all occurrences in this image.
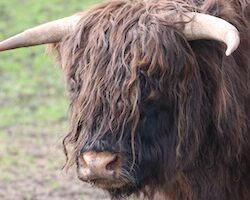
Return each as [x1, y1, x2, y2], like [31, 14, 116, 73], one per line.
[50, 0, 250, 199]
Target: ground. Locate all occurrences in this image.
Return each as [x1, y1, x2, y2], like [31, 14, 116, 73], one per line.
[0, 0, 121, 199]
[0, 124, 109, 200]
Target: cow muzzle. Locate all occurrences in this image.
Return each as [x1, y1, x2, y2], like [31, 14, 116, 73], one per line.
[77, 151, 126, 189]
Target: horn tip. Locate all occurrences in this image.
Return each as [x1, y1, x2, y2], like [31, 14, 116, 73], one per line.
[225, 28, 240, 56]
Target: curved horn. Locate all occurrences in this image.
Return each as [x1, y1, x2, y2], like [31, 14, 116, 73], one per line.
[0, 12, 240, 56]
[0, 15, 81, 51]
[184, 13, 240, 56]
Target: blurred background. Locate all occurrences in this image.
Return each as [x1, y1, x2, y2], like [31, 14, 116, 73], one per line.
[0, 0, 110, 199]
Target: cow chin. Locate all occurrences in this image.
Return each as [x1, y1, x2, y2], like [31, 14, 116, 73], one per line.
[77, 174, 127, 189]
[93, 179, 127, 189]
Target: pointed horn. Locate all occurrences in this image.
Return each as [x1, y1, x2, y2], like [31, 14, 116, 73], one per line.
[0, 15, 81, 51]
[184, 13, 240, 56]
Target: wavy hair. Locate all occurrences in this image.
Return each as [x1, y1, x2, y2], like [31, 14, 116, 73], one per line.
[50, 0, 250, 199]
[52, 0, 203, 169]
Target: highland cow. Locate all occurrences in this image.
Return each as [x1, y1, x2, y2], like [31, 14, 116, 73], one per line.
[0, 0, 250, 200]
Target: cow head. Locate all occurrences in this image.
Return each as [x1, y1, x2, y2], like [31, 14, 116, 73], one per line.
[0, 0, 240, 199]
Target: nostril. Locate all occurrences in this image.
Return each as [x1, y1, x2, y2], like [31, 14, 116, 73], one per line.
[78, 151, 122, 182]
[106, 155, 121, 171]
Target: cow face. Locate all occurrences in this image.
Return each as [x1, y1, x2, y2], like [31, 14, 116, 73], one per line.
[61, 31, 203, 198]
[57, 1, 204, 198]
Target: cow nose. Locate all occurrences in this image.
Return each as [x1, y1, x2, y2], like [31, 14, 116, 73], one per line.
[78, 151, 121, 181]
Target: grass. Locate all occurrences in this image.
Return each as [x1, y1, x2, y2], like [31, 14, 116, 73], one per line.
[0, 0, 102, 129]
[0, 1, 108, 199]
